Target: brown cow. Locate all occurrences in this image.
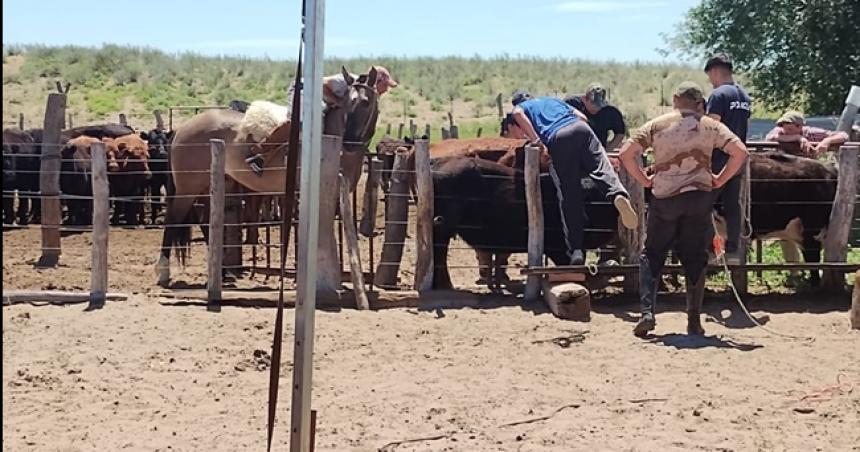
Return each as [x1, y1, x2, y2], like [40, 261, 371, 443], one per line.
[108, 134, 151, 225]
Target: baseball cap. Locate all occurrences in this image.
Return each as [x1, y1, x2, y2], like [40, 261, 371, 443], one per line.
[585, 83, 608, 108]
[674, 81, 705, 103]
[704, 53, 733, 72]
[776, 110, 805, 126]
[511, 89, 532, 106]
[374, 66, 398, 88]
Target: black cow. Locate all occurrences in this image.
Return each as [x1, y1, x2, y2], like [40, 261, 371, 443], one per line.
[431, 156, 618, 289]
[3, 128, 41, 225]
[714, 151, 838, 285]
[139, 129, 174, 224]
[2, 135, 16, 225]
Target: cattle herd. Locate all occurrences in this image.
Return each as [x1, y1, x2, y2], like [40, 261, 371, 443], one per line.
[1, 115, 845, 289]
[3, 124, 172, 228]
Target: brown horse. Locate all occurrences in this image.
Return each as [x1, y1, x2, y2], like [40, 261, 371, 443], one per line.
[155, 67, 380, 286]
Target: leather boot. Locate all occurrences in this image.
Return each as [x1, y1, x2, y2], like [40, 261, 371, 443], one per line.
[686, 273, 706, 335]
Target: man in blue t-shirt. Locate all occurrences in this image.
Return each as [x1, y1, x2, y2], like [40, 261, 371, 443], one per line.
[504, 93, 638, 265]
[704, 53, 751, 264]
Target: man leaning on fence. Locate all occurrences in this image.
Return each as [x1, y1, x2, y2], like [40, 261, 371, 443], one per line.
[619, 82, 749, 338]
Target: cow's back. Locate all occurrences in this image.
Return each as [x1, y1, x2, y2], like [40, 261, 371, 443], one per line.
[749, 152, 837, 237]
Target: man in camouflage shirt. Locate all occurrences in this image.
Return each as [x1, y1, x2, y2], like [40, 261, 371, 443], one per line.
[619, 82, 749, 338]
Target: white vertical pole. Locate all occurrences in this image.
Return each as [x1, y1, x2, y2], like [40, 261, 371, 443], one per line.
[290, 0, 324, 450]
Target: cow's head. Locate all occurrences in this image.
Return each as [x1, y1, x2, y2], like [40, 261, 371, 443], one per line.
[62, 135, 104, 173]
[140, 129, 173, 160]
[113, 135, 151, 179]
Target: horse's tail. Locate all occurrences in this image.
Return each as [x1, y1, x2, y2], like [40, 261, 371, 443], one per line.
[161, 140, 192, 266]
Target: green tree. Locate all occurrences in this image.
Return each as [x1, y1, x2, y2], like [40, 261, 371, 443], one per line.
[664, 0, 860, 114]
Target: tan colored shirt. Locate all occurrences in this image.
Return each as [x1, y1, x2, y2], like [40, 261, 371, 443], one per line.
[632, 110, 741, 199]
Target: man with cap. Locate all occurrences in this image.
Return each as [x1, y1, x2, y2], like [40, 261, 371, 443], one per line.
[564, 84, 627, 151]
[504, 92, 639, 266]
[703, 52, 751, 265]
[245, 66, 398, 175]
[619, 82, 749, 337]
[765, 110, 848, 157]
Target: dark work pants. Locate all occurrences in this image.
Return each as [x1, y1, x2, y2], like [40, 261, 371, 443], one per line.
[709, 153, 743, 253]
[640, 191, 713, 315]
[546, 121, 629, 261]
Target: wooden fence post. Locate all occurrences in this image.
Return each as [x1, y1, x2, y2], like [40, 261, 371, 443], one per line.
[89, 142, 108, 309]
[617, 156, 645, 293]
[424, 124, 431, 138]
[450, 125, 459, 139]
[441, 127, 450, 140]
[118, 113, 128, 126]
[316, 135, 343, 299]
[375, 151, 410, 288]
[338, 173, 370, 310]
[207, 139, 226, 310]
[397, 123, 404, 139]
[822, 146, 858, 290]
[37, 93, 66, 267]
[18, 113, 24, 130]
[386, 123, 392, 135]
[154, 110, 165, 131]
[409, 119, 417, 139]
[413, 139, 433, 292]
[731, 161, 750, 295]
[359, 159, 383, 237]
[476, 127, 482, 138]
[67, 114, 73, 128]
[496, 93, 503, 117]
[524, 145, 544, 301]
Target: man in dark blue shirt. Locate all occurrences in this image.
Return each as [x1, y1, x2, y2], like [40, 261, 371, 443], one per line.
[504, 93, 638, 265]
[704, 53, 751, 264]
[564, 84, 627, 151]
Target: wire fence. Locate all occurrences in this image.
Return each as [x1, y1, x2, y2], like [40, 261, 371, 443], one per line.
[3, 138, 860, 297]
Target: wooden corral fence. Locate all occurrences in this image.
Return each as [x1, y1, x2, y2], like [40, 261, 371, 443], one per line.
[5, 91, 860, 322]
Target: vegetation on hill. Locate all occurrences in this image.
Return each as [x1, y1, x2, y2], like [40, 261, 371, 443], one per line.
[5, 44, 762, 139]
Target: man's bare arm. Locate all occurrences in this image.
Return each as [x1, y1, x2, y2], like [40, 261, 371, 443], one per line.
[713, 140, 749, 187]
[618, 140, 652, 187]
[513, 107, 542, 144]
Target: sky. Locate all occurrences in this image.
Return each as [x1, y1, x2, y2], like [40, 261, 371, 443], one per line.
[3, 0, 700, 63]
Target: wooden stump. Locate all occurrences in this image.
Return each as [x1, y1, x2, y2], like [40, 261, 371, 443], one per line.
[89, 142, 109, 309]
[207, 140, 226, 309]
[359, 159, 382, 237]
[524, 145, 544, 301]
[374, 151, 410, 288]
[822, 146, 858, 290]
[316, 135, 344, 298]
[413, 139, 433, 292]
[38, 93, 66, 267]
[338, 174, 370, 310]
[542, 280, 591, 321]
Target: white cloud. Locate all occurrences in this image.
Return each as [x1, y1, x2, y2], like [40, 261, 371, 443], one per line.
[555, 1, 668, 13]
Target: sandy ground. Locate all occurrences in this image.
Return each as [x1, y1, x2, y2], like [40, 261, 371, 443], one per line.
[3, 291, 859, 452]
[3, 193, 860, 451]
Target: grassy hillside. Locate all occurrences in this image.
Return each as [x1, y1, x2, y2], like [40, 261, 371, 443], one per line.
[3, 44, 766, 140]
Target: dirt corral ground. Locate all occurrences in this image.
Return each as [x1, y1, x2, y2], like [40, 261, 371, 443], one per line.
[4, 223, 860, 451]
